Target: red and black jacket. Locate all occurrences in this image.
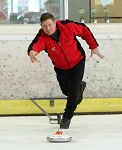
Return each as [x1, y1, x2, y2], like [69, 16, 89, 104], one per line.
[28, 20, 99, 69]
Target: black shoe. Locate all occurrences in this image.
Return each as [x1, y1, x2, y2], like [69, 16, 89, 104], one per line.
[77, 81, 86, 105]
[60, 118, 71, 129]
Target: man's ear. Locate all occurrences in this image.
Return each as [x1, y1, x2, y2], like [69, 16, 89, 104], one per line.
[54, 21, 56, 27]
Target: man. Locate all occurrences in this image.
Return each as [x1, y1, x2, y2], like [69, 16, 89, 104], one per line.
[27, 12, 104, 129]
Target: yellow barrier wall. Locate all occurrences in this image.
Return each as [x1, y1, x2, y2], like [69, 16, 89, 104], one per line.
[0, 98, 122, 115]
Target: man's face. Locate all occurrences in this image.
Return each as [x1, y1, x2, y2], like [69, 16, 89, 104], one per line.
[41, 19, 56, 35]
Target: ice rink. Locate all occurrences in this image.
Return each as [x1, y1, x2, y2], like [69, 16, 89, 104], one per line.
[0, 114, 122, 150]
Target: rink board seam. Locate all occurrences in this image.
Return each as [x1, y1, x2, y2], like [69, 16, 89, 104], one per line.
[0, 98, 122, 115]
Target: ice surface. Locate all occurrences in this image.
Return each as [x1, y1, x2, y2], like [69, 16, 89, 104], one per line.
[0, 115, 122, 150]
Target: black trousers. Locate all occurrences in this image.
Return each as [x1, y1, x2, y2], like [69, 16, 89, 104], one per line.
[54, 59, 85, 119]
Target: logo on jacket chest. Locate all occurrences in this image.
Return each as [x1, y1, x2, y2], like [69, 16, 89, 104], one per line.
[51, 47, 56, 51]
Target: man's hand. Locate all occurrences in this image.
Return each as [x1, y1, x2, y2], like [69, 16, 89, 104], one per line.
[90, 47, 104, 59]
[29, 50, 38, 63]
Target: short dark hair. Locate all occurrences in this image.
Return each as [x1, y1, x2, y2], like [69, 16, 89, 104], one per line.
[40, 12, 54, 23]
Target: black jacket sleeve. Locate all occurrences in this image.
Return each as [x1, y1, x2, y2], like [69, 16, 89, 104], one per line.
[27, 29, 41, 55]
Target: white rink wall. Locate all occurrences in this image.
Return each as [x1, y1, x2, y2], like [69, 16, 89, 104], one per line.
[0, 24, 122, 99]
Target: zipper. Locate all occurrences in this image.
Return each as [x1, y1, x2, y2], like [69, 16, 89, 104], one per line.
[57, 42, 71, 69]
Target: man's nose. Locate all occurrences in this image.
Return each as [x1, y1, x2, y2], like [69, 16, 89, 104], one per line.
[46, 26, 50, 30]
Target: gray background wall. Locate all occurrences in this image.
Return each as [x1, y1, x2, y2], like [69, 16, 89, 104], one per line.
[0, 24, 122, 99]
[68, 0, 90, 23]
